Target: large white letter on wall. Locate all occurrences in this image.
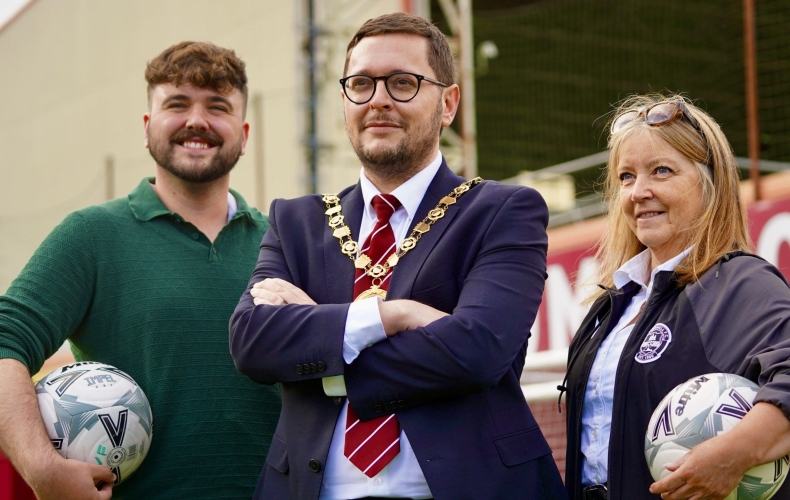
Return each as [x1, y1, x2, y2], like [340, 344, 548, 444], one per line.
[544, 256, 598, 351]
[757, 213, 790, 268]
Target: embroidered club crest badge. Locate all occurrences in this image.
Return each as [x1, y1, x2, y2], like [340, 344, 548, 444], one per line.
[635, 323, 672, 364]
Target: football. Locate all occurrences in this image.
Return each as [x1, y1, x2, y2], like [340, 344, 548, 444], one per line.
[645, 373, 788, 500]
[35, 361, 153, 485]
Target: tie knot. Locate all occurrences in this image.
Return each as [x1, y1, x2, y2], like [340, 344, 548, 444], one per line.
[371, 194, 401, 222]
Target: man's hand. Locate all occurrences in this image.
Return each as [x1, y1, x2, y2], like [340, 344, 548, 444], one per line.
[0, 359, 113, 500]
[378, 299, 449, 337]
[250, 281, 448, 336]
[26, 456, 115, 500]
[251, 278, 316, 306]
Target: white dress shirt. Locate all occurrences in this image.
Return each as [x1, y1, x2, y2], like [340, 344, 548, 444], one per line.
[580, 247, 692, 485]
[318, 151, 443, 500]
[226, 191, 238, 222]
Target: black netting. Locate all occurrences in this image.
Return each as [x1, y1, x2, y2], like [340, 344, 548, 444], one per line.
[432, 0, 788, 189]
[757, 0, 790, 163]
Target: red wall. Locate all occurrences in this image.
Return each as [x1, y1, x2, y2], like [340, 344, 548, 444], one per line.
[0, 451, 35, 500]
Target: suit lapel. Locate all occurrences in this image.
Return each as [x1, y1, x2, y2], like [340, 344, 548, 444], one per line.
[387, 163, 466, 299]
[323, 184, 363, 304]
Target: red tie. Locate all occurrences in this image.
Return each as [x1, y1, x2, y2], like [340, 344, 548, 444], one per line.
[344, 193, 401, 477]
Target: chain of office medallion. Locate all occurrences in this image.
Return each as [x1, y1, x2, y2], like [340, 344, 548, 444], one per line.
[321, 177, 483, 281]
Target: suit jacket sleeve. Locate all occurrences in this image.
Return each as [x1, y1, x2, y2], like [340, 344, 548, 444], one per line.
[0, 212, 96, 372]
[229, 198, 349, 385]
[345, 186, 548, 420]
[230, 186, 549, 421]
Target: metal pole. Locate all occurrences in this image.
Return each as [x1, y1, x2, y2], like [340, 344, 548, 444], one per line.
[743, 0, 761, 201]
[105, 155, 114, 201]
[307, 0, 318, 194]
[458, 0, 477, 179]
[252, 93, 265, 210]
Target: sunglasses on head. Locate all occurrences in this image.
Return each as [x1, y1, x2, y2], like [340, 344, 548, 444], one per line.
[611, 100, 703, 134]
[612, 100, 714, 179]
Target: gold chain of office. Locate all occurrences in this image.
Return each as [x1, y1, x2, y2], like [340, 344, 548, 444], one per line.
[322, 177, 484, 301]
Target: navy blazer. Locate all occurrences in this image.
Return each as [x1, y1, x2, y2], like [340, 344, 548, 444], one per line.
[230, 163, 567, 500]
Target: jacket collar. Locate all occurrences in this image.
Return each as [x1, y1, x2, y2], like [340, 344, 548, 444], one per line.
[321, 160, 465, 303]
[323, 182, 364, 303]
[387, 161, 466, 299]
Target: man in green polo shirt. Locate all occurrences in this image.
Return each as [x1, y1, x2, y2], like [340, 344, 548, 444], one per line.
[0, 41, 280, 500]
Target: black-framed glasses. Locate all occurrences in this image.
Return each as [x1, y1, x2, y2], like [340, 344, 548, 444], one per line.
[339, 72, 449, 105]
[611, 100, 702, 134]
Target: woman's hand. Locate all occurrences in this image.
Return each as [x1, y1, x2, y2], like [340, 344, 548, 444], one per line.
[649, 433, 747, 499]
[650, 402, 790, 500]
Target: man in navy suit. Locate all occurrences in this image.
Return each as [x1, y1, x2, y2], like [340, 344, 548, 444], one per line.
[230, 12, 566, 500]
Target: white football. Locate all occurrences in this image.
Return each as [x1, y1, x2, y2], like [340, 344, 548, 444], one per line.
[36, 362, 153, 485]
[645, 373, 788, 500]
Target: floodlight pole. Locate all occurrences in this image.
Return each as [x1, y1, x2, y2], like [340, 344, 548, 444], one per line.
[252, 93, 266, 210]
[438, 0, 478, 179]
[307, 0, 318, 194]
[743, 0, 761, 201]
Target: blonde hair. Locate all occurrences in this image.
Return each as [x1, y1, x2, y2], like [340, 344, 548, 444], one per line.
[590, 93, 750, 300]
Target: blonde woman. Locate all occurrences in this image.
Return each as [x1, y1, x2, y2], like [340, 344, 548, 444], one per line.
[563, 94, 790, 500]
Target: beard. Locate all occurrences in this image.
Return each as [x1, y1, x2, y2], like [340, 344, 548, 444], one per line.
[148, 128, 243, 183]
[349, 99, 443, 184]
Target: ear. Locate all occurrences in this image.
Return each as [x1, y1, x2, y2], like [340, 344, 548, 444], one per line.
[441, 84, 461, 128]
[143, 113, 150, 148]
[239, 122, 250, 156]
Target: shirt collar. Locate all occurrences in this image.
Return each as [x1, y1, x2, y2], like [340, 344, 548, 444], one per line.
[226, 191, 238, 222]
[128, 177, 263, 223]
[358, 150, 443, 220]
[613, 246, 693, 290]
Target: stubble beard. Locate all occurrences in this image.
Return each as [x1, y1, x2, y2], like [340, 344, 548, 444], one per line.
[350, 99, 443, 184]
[148, 129, 243, 184]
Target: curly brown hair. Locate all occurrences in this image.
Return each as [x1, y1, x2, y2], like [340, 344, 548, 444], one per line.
[344, 12, 456, 85]
[145, 41, 248, 110]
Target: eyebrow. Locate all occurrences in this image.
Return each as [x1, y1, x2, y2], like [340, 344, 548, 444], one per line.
[207, 95, 234, 109]
[617, 157, 677, 172]
[161, 94, 234, 110]
[646, 157, 676, 166]
[349, 69, 411, 76]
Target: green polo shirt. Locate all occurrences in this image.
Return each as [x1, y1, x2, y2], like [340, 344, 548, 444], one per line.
[0, 178, 280, 499]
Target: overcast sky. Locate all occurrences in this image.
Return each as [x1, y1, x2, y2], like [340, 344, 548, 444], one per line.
[0, 0, 29, 30]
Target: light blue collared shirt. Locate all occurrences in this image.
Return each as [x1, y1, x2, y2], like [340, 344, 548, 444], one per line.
[580, 247, 692, 486]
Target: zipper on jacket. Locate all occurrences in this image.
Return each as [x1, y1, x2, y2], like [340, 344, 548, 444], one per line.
[605, 273, 675, 497]
[567, 285, 618, 496]
[558, 284, 612, 413]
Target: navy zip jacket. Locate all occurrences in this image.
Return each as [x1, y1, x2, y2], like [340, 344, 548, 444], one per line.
[565, 252, 790, 500]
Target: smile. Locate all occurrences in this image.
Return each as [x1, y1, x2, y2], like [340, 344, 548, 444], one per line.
[178, 140, 215, 150]
[170, 129, 221, 149]
[637, 211, 664, 219]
